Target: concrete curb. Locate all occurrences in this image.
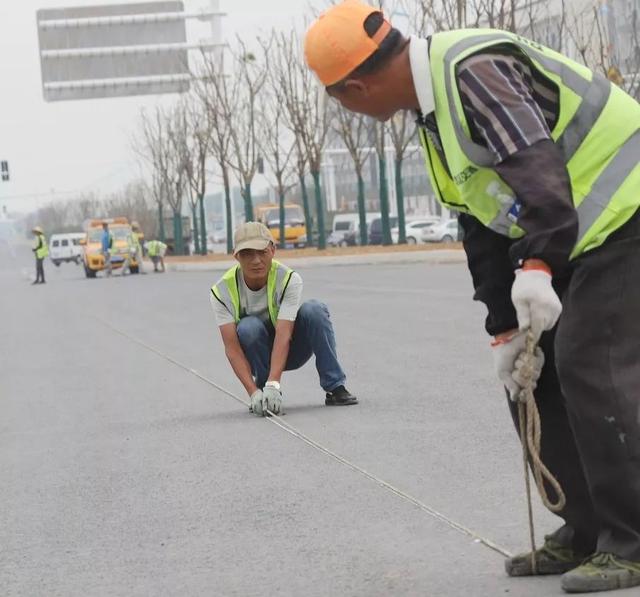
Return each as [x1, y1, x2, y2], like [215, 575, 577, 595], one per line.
[165, 249, 467, 273]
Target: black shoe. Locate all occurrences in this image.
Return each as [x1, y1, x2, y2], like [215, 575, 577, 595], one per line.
[325, 385, 358, 406]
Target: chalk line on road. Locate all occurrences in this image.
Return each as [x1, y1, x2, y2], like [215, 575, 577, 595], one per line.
[94, 315, 513, 559]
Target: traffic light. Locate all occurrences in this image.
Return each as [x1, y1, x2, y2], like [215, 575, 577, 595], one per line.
[1, 161, 8, 182]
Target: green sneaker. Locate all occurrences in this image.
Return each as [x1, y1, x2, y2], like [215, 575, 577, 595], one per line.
[561, 552, 640, 593]
[506, 536, 590, 577]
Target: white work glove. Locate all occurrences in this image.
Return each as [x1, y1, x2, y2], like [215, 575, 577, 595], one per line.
[262, 385, 283, 415]
[250, 390, 264, 416]
[492, 331, 545, 402]
[511, 266, 562, 341]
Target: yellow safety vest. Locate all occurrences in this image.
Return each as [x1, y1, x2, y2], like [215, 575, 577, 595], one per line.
[35, 234, 49, 259]
[419, 29, 640, 258]
[211, 260, 294, 326]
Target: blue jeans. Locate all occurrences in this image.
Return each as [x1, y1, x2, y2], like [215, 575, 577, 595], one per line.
[236, 299, 346, 392]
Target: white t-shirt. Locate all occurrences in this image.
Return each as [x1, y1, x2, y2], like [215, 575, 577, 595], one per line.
[211, 270, 303, 327]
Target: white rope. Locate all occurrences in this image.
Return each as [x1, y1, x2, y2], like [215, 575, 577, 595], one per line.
[517, 330, 567, 575]
[94, 315, 513, 558]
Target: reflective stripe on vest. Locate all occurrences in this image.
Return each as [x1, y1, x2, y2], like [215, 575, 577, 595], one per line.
[422, 29, 640, 258]
[211, 260, 294, 326]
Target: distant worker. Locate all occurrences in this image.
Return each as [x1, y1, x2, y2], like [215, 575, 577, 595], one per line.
[131, 221, 144, 247]
[210, 222, 358, 416]
[121, 226, 145, 275]
[31, 226, 48, 285]
[101, 221, 113, 277]
[146, 239, 167, 273]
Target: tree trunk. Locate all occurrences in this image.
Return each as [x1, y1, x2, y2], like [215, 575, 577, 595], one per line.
[378, 154, 392, 245]
[278, 186, 286, 250]
[299, 173, 313, 248]
[158, 202, 166, 243]
[198, 194, 207, 255]
[243, 183, 254, 222]
[395, 157, 407, 244]
[172, 211, 184, 255]
[357, 173, 367, 246]
[223, 169, 233, 255]
[311, 170, 326, 250]
[191, 204, 200, 255]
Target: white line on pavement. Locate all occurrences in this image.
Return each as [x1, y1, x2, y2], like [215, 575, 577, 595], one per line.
[94, 314, 513, 559]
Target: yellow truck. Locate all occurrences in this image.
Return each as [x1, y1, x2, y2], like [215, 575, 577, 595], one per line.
[81, 217, 140, 278]
[255, 203, 307, 248]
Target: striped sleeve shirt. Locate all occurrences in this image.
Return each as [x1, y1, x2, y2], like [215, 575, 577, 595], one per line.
[457, 50, 559, 163]
[418, 45, 579, 334]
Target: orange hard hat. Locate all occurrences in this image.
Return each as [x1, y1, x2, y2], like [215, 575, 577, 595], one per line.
[304, 0, 392, 86]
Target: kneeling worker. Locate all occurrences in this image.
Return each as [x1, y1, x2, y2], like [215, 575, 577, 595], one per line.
[210, 222, 358, 415]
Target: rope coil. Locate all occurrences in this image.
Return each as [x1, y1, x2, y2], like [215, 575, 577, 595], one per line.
[517, 329, 567, 574]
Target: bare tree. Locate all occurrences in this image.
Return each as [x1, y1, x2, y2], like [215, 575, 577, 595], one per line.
[258, 38, 298, 248]
[27, 182, 157, 238]
[374, 122, 393, 245]
[103, 180, 157, 237]
[177, 94, 215, 255]
[169, 101, 200, 254]
[31, 201, 72, 234]
[294, 139, 314, 247]
[135, 105, 188, 255]
[332, 105, 374, 245]
[194, 50, 238, 254]
[120, 180, 158, 238]
[271, 29, 330, 249]
[224, 40, 268, 223]
[133, 108, 168, 243]
[69, 192, 102, 228]
[562, 2, 602, 70]
[559, 0, 640, 99]
[388, 111, 419, 243]
[269, 29, 316, 246]
[409, 0, 547, 33]
[165, 106, 190, 255]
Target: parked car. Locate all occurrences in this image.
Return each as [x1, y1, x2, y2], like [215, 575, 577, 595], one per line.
[421, 219, 459, 243]
[210, 226, 226, 244]
[328, 213, 381, 247]
[49, 232, 85, 266]
[368, 216, 398, 245]
[391, 217, 441, 244]
[328, 215, 358, 247]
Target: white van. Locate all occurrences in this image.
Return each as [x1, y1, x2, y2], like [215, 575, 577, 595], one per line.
[328, 213, 380, 246]
[49, 232, 85, 266]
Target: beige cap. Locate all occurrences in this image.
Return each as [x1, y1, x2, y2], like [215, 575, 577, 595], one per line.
[32, 226, 43, 234]
[233, 221, 274, 255]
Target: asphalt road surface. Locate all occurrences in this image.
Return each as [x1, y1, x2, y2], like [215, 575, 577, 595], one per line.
[2, 241, 568, 597]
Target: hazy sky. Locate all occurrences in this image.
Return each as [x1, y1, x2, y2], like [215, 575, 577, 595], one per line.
[0, 0, 322, 214]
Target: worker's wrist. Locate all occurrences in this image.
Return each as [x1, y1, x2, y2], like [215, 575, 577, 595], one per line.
[521, 258, 552, 276]
[491, 328, 519, 347]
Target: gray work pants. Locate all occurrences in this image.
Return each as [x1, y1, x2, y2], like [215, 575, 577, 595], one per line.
[508, 208, 640, 560]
